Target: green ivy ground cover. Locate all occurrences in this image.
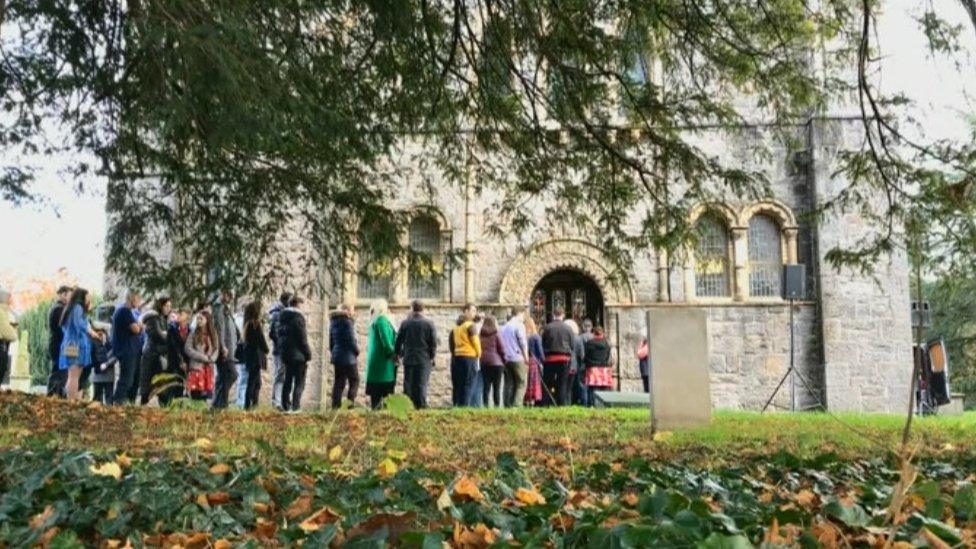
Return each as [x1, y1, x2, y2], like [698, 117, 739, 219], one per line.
[2, 445, 975, 547]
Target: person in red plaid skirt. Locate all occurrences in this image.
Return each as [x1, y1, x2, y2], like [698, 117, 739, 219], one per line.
[185, 310, 219, 401]
[582, 326, 614, 406]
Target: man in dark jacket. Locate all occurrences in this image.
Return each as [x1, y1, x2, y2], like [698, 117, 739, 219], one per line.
[46, 285, 72, 397]
[395, 300, 438, 409]
[540, 307, 575, 406]
[328, 303, 359, 409]
[267, 292, 292, 410]
[278, 295, 312, 412]
[211, 291, 238, 409]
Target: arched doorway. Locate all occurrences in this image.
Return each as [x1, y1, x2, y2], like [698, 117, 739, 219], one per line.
[530, 269, 605, 327]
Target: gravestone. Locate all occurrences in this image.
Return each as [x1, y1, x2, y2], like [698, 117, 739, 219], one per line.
[647, 309, 712, 431]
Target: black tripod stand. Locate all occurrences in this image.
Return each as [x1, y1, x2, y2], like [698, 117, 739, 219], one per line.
[762, 297, 822, 412]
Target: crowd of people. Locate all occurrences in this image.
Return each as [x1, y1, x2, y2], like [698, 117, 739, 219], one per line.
[0, 284, 652, 411]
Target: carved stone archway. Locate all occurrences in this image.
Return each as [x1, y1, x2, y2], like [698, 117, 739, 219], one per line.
[497, 238, 634, 305]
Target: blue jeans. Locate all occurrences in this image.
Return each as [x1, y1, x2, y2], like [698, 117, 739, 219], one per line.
[236, 363, 249, 407]
[573, 367, 588, 407]
[451, 357, 479, 407]
[403, 362, 431, 409]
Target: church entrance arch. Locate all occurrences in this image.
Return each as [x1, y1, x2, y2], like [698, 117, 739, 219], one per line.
[530, 269, 605, 327]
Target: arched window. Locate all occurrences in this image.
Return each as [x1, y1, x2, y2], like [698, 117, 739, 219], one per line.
[694, 214, 731, 297]
[748, 214, 783, 297]
[357, 223, 394, 301]
[408, 215, 443, 299]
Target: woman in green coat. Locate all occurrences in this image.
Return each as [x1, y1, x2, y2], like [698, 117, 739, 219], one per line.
[365, 299, 397, 409]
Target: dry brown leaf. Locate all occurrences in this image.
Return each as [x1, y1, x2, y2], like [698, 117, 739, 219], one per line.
[551, 513, 575, 531]
[453, 475, 485, 502]
[795, 489, 818, 508]
[515, 486, 546, 506]
[183, 532, 210, 549]
[298, 506, 343, 532]
[29, 505, 54, 529]
[254, 518, 278, 540]
[347, 511, 416, 541]
[811, 521, 840, 548]
[453, 522, 497, 549]
[285, 495, 313, 519]
[621, 493, 639, 507]
[206, 492, 231, 506]
[213, 539, 232, 549]
[209, 463, 231, 475]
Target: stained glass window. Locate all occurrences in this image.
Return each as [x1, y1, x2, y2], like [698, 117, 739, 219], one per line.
[748, 214, 783, 297]
[357, 223, 393, 300]
[552, 289, 567, 316]
[694, 215, 732, 298]
[531, 289, 547, 327]
[571, 289, 587, 323]
[408, 215, 442, 300]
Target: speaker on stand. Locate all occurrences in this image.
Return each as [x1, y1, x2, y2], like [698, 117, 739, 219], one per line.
[763, 264, 818, 412]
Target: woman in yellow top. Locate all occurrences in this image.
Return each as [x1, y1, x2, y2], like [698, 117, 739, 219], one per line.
[448, 303, 481, 407]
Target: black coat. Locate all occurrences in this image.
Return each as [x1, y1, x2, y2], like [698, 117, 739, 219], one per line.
[141, 310, 169, 360]
[48, 301, 65, 361]
[328, 311, 359, 366]
[167, 322, 190, 375]
[395, 312, 437, 366]
[583, 337, 612, 367]
[278, 308, 312, 364]
[244, 321, 270, 370]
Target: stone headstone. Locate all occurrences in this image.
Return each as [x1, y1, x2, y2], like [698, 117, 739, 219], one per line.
[592, 391, 649, 408]
[647, 308, 712, 431]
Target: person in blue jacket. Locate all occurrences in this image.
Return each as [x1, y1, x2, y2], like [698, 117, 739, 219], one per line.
[59, 287, 105, 400]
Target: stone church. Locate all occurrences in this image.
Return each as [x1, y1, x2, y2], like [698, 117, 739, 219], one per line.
[247, 115, 911, 413]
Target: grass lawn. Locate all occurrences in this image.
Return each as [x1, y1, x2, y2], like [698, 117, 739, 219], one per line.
[1, 392, 974, 547]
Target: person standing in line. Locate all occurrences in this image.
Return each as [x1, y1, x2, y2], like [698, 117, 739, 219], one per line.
[583, 326, 614, 405]
[540, 307, 575, 406]
[242, 300, 269, 410]
[478, 315, 506, 408]
[185, 310, 219, 401]
[59, 288, 105, 400]
[138, 297, 172, 405]
[573, 319, 595, 406]
[524, 316, 545, 406]
[46, 285, 72, 397]
[565, 319, 586, 406]
[499, 306, 529, 407]
[267, 292, 292, 410]
[365, 299, 397, 410]
[278, 295, 312, 412]
[637, 337, 650, 393]
[126, 301, 148, 403]
[448, 303, 481, 407]
[211, 290, 239, 409]
[328, 303, 360, 409]
[88, 319, 113, 403]
[161, 308, 192, 405]
[394, 300, 437, 410]
[0, 288, 18, 388]
[111, 290, 143, 405]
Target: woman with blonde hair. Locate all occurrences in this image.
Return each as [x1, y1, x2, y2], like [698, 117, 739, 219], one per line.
[365, 299, 397, 409]
[523, 316, 545, 406]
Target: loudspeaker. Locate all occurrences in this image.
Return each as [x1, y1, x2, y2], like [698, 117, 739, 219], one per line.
[783, 264, 806, 299]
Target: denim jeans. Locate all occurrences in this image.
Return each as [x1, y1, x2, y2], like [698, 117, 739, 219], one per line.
[281, 360, 308, 411]
[236, 363, 249, 407]
[403, 362, 431, 409]
[271, 354, 285, 409]
[451, 356, 479, 407]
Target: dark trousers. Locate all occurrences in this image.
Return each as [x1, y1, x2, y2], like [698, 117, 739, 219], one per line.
[0, 347, 8, 388]
[244, 361, 262, 409]
[93, 382, 114, 404]
[281, 360, 308, 411]
[139, 354, 162, 405]
[481, 365, 503, 408]
[641, 374, 649, 393]
[126, 348, 142, 402]
[212, 357, 238, 409]
[47, 358, 66, 398]
[572, 367, 588, 407]
[451, 356, 479, 407]
[112, 353, 139, 405]
[330, 362, 360, 409]
[542, 361, 571, 406]
[403, 362, 432, 409]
